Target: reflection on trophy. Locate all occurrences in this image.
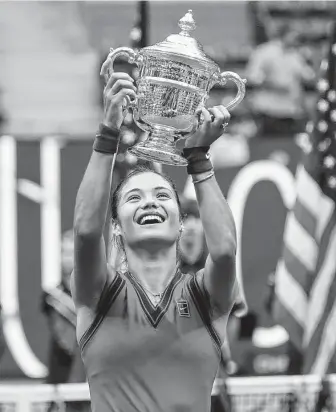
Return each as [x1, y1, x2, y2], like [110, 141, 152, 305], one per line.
[108, 10, 246, 166]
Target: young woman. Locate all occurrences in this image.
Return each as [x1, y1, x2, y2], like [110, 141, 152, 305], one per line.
[72, 54, 245, 412]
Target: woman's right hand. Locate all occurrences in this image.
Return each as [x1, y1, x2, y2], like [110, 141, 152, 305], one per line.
[100, 56, 137, 130]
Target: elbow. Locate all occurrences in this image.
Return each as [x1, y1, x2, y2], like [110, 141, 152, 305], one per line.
[210, 235, 236, 264]
[73, 199, 105, 239]
[73, 215, 102, 240]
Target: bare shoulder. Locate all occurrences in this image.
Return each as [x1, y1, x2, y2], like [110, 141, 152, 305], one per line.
[194, 265, 235, 318]
[73, 264, 117, 343]
[190, 269, 230, 341]
[71, 263, 117, 311]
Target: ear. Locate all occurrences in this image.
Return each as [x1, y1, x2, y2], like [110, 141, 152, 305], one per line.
[112, 221, 122, 236]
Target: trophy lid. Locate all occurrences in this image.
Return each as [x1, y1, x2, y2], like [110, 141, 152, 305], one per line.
[142, 10, 218, 71]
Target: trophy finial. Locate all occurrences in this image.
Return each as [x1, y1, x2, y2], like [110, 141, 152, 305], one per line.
[178, 10, 196, 36]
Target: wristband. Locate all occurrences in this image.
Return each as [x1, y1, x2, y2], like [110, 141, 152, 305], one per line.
[182, 146, 213, 175]
[192, 170, 215, 185]
[93, 123, 120, 154]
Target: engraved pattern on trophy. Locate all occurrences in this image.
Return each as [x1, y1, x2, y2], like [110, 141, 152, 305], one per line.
[143, 58, 209, 88]
[136, 57, 210, 132]
[107, 9, 246, 165]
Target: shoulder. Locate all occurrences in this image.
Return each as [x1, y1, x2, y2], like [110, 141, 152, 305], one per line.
[291, 52, 307, 68]
[71, 264, 118, 311]
[74, 265, 123, 342]
[184, 269, 210, 305]
[193, 268, 235, 318]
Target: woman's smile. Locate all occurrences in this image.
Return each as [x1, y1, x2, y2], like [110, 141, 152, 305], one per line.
[136, 211, 166, 225]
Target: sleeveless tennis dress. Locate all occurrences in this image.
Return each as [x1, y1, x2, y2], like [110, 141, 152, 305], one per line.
[79, 269, 226, 412]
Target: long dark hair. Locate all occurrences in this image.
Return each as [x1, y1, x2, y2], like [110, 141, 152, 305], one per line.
[109, 165, 185, 271]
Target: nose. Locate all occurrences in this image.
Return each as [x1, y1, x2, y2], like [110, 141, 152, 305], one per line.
[143, 198, 159, 209]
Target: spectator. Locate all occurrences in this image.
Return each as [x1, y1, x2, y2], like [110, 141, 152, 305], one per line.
[42, 229, 86, 385]
[245, 23, 315, 138]
[247, 1, 275, 45]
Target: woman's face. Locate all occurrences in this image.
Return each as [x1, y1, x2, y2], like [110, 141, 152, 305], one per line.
[116, 172, 181, 249]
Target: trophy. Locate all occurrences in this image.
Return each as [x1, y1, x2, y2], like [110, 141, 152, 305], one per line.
[108, 10, 246, 166]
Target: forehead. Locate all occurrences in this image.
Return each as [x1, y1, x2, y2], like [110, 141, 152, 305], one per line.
[121, 172, 172, 195]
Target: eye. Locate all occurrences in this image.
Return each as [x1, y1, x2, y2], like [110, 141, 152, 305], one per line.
[128, 194, 141, 201]
[157, 192, 170, 199]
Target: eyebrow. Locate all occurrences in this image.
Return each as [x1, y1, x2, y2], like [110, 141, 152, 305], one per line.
[123, 186, 173, 198]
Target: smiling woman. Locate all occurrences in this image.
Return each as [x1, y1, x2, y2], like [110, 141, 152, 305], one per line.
[71, 53, 246, 412]
[109, 166, 184, 284]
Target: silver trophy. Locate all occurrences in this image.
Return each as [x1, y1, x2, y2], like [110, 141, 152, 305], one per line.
[108, 10, 246, 166]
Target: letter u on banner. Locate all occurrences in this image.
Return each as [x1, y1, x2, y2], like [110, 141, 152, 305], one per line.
[227, 160, 296, 314]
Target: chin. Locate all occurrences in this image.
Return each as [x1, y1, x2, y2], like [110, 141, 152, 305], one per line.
[131, 229, 178, 247]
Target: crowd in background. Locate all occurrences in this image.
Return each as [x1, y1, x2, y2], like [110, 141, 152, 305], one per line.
[0, 3, 334, 412]
[0, 0, 331, 377]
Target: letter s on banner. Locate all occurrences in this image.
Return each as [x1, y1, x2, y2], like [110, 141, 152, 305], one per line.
[227, 160, 296, 310]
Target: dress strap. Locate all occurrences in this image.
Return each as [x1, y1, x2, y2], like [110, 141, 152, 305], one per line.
[79, 274, 125, 352]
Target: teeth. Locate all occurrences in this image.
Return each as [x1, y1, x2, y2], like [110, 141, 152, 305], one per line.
[139, 214, 164, 225]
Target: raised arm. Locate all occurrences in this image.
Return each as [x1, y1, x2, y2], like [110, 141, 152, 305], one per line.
[72, 60, 136, 308]
[184, 107, 246, 316]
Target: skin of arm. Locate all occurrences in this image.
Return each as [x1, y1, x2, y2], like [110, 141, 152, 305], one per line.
[72, 64, 136, 308]
[73, 152, 114, 306]
[193, 171, 237, 314]
[185, 107, 238, 315]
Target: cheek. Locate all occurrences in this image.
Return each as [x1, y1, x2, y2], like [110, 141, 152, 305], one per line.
[119, 213, 135, 235]
[115, 207, 132, 235]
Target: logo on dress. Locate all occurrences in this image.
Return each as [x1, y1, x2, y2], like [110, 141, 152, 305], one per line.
[176, 299, 190, 317]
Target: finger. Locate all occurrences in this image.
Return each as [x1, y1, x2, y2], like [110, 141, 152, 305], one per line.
[217, 105, 231, 123]
[195, 106, 203, 116]
[104, 72, 135, 91]
[208, 107, 225, 127]
[200, 107, 212, 125]
[109, 88, 137, 105]
[111, 79, 137, 95]
[100, 54, 115, 84]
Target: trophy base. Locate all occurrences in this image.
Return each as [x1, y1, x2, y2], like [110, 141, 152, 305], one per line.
[128, 129, 188, 166]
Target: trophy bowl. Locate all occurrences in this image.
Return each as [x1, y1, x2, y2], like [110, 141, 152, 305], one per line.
[107, 10, 246, 166]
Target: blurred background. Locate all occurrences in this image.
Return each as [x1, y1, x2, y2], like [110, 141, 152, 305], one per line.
[0, 0, 336, 410]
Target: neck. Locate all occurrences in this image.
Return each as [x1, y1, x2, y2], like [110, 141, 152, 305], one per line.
[124, 244, 178, 294]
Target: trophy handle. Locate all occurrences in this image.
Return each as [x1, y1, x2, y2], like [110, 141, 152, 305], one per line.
[107, 47, 144, 111]
[215, 71, 247, 111]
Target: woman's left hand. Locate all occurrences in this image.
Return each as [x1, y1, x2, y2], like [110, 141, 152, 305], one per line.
[184, 106, 231, 148]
